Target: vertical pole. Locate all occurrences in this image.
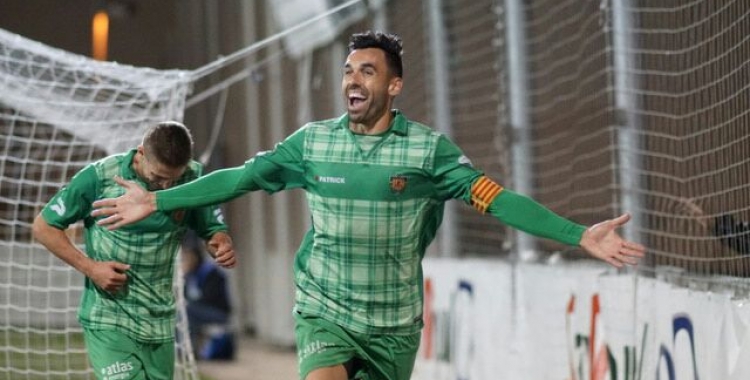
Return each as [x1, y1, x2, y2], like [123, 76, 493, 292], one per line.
[611, 0, 643, 244]
[610, 0, 643, 358]
[504, 0, 535, 260]
[234, 0, 264, 338]
[428, 0, 459, 257]
[503, 0, 532, 363]
[372, 0, 387, 31]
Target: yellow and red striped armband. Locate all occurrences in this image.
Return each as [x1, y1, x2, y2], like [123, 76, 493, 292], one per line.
[470, 176, 504, 214]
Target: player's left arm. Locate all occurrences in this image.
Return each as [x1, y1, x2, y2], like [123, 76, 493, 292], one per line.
[205, 231, 235, 269]
[432, 135, 645, 267]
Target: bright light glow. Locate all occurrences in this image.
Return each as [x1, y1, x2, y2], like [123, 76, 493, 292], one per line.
[92, 10, 109, 61]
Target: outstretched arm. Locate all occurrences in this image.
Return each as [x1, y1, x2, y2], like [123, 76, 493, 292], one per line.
[481, 185, 645, 268]
[92, 165, 258, 229]
[432, 136, 646, 267]
[93, 139, 307, 230]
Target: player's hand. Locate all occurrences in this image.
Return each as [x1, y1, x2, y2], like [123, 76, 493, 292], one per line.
[91, 176, 156, 230]
[579, 213, 646, 268]
[207, 232, 237, 269]
[87, 261, 130, 292]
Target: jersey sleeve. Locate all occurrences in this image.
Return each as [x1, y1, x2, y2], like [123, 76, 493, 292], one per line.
[185, 204, 228, 240]
[40, 164, 99, 229]
[156, 126, 307, 211]
[486, 190, 586, 246]
[433, 135, 585, 246]
[432, 135, 484, 201]
[183, 164, 230, 239]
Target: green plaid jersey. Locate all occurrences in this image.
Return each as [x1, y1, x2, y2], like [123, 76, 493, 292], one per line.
[154, 111, 584, 335]
[208, 111, 481, 335]
[41, 149, 227, 342]
[289, 112, 480, 335]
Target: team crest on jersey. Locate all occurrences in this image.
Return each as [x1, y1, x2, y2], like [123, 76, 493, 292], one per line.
[172, 209, 186, 223]
[389, 175, 408, 194]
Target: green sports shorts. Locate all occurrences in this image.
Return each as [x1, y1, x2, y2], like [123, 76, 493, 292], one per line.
[294, 312, 420, 380]
[83, 328, 174, 380]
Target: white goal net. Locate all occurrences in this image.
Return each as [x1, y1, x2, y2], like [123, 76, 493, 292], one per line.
[0, 28, 197, 379]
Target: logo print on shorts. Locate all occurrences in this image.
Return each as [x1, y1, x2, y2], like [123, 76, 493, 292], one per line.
[389, 175, 407, 194]
[101, 360, 134, 380]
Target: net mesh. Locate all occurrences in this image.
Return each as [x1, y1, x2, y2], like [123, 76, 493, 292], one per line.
[386, 0, 750, 285]
[0, 28, 197, 379]
[518, 0, 750, 278]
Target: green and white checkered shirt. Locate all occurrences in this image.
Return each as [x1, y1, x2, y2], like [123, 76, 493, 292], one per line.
[159, 111, 482, 335]
[293, 112, 476, 335]
[41, 149, 227, 342]
[154, 111, 584, 335]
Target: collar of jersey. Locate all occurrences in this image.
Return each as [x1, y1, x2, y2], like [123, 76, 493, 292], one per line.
[119, 148, 139, 181]
[337, 109, 408, 136]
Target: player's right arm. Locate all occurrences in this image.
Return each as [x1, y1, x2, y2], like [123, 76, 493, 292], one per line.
[32, 216, 129, 292]
[33, 165, 129, 292]
[93, 126, 307, 229]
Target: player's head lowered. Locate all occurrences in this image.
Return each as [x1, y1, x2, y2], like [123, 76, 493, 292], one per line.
[348, 30, 403, 79]
[135, 121, 194, 190]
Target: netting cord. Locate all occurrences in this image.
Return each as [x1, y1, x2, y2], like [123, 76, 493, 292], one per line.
[186, 52, 283, 164]
[185, 0, 362, 164]
[188, 0, 363, 83]
[185, 51, 283, 109]
[199, 87, 228, 166]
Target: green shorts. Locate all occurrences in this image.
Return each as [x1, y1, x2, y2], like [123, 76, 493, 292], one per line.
[83, 328, 174, 380]
[294, 312, 420, 380]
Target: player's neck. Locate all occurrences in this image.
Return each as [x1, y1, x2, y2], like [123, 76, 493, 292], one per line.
[349, 113, 392, 135]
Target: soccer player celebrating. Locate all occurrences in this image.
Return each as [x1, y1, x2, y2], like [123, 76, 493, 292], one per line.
[33, 121, 236, 380]
[91, 32, 645, 380]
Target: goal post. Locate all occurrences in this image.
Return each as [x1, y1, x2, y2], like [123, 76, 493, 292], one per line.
[0, 28, 197, 379]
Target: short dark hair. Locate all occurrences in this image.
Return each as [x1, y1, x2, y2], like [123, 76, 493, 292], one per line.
[142, 121, 193, 168]
[348, 31, 403, 78]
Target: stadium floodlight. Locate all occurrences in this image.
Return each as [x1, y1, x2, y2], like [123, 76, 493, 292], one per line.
[91, 10, 109, 61]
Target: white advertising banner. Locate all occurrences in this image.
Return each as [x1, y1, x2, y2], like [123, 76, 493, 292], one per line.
[515, 262, 607, 380]
[414, 258, 750, 380]
[413, 259, 514, 380]
[630, 277, 750, 380]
